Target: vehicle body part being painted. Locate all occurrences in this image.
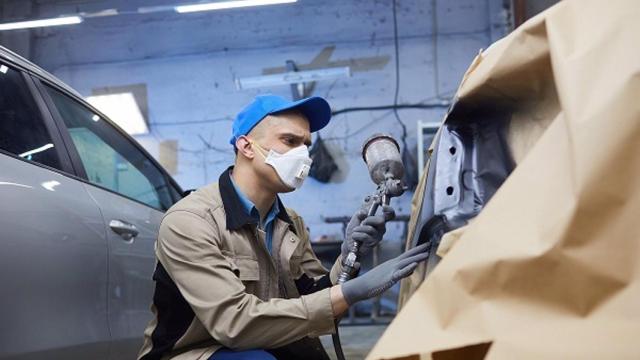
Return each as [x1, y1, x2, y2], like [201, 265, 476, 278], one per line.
[410, 105, 515, 275]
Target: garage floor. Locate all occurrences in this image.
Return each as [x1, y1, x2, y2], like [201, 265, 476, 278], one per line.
[320, 325, 387, 360]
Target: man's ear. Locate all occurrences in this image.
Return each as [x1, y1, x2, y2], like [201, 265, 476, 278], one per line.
[235, 136, 255, 160]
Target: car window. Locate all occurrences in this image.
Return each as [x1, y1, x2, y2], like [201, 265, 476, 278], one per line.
[44, 84, 174, 211]
[0, 63, 62, 170]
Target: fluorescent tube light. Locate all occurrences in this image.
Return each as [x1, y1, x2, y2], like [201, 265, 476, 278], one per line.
[86, 93, 149, 135]
[0, 16, 82, 31]
[236, 67, 351, 90]
[176, 0, 296, 13]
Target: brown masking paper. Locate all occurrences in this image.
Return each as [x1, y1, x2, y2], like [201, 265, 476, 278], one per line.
[369, 0, 640, 359]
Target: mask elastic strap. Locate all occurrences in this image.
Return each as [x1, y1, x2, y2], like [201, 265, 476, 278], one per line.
[248, 139, 268, 160]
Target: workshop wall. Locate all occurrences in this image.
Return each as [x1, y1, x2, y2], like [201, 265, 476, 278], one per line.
[1, 0, 508, 241]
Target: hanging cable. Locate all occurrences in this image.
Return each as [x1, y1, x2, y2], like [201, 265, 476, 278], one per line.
[391, 0, 408, 152]
[331, 102, 448, 116]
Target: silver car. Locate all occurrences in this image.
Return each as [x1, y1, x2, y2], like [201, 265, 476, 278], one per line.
[0, 46, 183, 359]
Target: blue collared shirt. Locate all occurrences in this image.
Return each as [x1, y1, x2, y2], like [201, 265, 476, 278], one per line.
[230, 176, 280, 255]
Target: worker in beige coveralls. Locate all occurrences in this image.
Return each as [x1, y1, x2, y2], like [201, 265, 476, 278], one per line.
[138, 94, 429, 360]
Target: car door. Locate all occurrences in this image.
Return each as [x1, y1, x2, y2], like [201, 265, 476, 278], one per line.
[37, 81, 181, 359]
[0, 63, 109, 359]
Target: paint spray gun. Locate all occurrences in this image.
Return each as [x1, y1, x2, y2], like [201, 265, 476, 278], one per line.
[332, 134, 407, 360]
[337, 134, 406, 284]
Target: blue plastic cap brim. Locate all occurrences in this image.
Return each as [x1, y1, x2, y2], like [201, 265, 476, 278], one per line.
[270, 96, 332, 133]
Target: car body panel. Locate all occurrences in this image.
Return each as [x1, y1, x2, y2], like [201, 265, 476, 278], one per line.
[0, 153, 109, 359]
[409, 107, 515, 275]
[83, 184, 161, 359]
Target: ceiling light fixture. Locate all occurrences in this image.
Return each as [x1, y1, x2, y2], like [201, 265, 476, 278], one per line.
[86, 93, 149, 135]
[235, 66, 351, 90]
[0, 16, 82, 31]
[176, 0, 297, 13]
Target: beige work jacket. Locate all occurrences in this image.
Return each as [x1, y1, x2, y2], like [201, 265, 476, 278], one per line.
[138, 168, 343, 360]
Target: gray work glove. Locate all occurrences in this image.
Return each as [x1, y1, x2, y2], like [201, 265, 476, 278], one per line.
[341, 205, 396, 260]
[341, 243, 429, 305]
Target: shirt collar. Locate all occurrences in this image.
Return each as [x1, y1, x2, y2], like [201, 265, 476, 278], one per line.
[229, 173, 280, 228]
[218, 166, 293, 231]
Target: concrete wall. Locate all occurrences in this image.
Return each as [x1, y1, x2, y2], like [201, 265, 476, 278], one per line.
[1, 0, 509, 241]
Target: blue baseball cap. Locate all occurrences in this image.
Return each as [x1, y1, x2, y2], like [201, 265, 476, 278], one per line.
[229, 94, 331, 145]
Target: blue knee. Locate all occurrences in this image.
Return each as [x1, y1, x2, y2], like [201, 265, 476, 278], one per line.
[209, 348, 276, 360]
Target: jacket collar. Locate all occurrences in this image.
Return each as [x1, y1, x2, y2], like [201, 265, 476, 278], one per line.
[219, 166, 293, 231]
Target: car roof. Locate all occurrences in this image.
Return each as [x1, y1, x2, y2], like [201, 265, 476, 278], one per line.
[0, 45, 83, 99]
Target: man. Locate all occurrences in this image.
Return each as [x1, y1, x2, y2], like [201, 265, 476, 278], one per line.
[138, 95, 429, 360]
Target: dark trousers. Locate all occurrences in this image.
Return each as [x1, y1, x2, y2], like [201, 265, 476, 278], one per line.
[209, 349, 276, 360]
[210, 337, 331, 360]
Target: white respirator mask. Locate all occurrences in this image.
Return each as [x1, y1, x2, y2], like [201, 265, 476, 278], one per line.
[250, 140, 313, 190]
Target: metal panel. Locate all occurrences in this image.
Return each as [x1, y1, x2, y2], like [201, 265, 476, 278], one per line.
[83, 183, 161, 360]
[0, 154, 109, 359]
